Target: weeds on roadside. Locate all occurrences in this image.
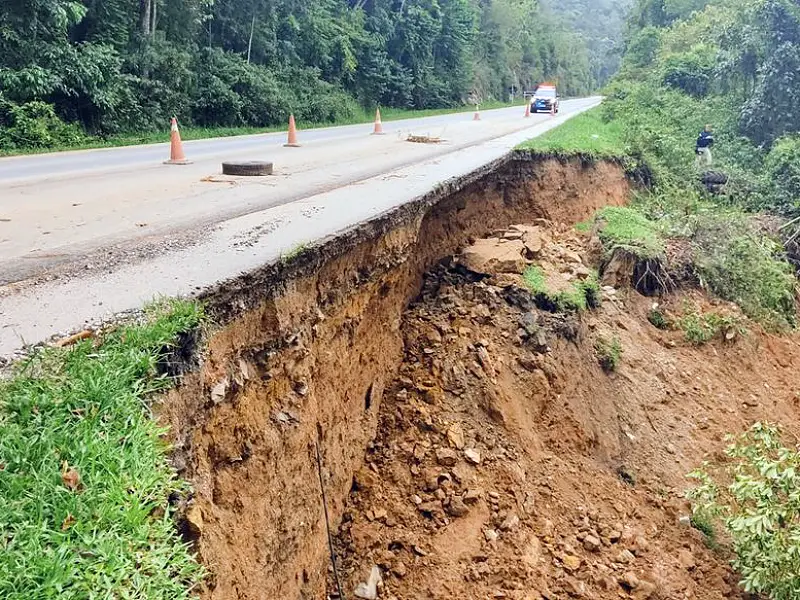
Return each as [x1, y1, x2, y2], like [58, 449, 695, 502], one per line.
[0, 299, 205, 599]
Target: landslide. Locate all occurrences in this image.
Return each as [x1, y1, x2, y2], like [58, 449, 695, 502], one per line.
[158, 152, 800, 600]
[334, 223, 800, 600]
[159, 154, 629, 600]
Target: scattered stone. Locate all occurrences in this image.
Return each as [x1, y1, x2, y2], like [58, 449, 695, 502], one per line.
[562, 554, 582, 571]
[464, 489, 483, 504]
[620, 572, 640, 591]
[617, 549, 636, 564]
[435, 448, 459, 467]
[464, 448, 482, 465]
[583, 534, 602, 552]
[460, 238, 527, 274]
[447, 424, 466, 450]
[446, 496, 470, 517]
[484, 529, 499, 542]
[211, 378, 229, 404]
[500, 512, 520, 532]
[354, 565, 382, 600]
[678, 515, 691, 527]
[392, 562, 407, 578]
[678, 549, 696, 571]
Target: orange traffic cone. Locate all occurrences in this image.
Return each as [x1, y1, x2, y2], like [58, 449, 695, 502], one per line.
[473, 105, 481, 121]
[372, 108, 385, 135]
[285, 114, 301, 147]
[551, 104, 556, 117]
[524, 102, 530, 118]
[164, 117, 191, 165]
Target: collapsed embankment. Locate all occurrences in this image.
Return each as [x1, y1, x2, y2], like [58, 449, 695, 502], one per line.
[158, 153, 630, 599]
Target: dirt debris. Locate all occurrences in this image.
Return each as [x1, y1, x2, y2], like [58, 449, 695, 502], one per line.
[330, 222, 800, 600]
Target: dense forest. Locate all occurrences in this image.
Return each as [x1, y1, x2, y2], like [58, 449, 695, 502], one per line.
[598, 0, 800, 216]
[0, 0, 624, 149]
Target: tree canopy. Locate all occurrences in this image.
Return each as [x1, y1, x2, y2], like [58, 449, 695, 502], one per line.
[0, 0, 614, 148]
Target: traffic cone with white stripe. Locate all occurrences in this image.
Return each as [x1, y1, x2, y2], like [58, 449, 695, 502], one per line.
[524, 102, 530, 118]
[164, 117, 191, 165]
[473, 105, 481, 121]
[372, 108, 385, 135]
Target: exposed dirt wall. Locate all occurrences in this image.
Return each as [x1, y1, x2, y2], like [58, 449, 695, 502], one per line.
[158, 154, 631, 599]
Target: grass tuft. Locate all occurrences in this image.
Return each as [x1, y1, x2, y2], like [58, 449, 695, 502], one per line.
[595, 206, 665, 260]
[0, 299, 204, 599]
[523, 266, 600, 312]
[595, 335, 623, 372]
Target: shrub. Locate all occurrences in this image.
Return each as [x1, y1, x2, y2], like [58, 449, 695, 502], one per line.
[763, 135, 800, 215]
[688, 423, 800, 599]
[0, 99, 86, 151]
[678, 306, 742, 344]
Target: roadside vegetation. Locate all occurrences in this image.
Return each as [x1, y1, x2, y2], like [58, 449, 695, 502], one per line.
[518, 0, 800, 594]
[0, 300, 204, 598]
[0, 100, 516, 157]
[0, 0, 631, 154]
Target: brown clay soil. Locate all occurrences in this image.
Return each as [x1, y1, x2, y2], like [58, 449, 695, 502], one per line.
[156, 156, 800, 600]
[331, 222, 800, 600]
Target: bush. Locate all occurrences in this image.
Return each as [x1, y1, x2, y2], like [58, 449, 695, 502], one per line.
[661, 48, 715, 97]
[693, 228, 796, 331]
[0, 98, 86, 151]
[763, 135, 800, 215]
[688, 423, 800, 599]
[678, 306, 742, 344]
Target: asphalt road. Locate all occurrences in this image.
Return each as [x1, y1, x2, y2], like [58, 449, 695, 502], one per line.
[0, 97, 601, 355]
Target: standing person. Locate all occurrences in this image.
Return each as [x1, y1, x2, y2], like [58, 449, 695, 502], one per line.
[695, 124, 714, 168]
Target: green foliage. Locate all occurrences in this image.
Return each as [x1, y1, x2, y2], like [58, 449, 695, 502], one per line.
[0, 0, 607, 150]
[688, 422, 800, 599]
[594, 206, 666, 259]
[693, 227, 796, 330]
[678, 305, 742, 344]
[763, 135, 800, 215]
[0, 299, 204, 599]
[522, 266, 600, 312]
[0, 98, 86, 150]
[647, 306, 670, 329]
[595, 335, 622, 371]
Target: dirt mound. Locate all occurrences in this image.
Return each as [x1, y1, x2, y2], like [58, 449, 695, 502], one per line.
[331, 224, 800, 600]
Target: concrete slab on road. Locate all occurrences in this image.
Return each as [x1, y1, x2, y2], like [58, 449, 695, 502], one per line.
[0, 97, 601, 357]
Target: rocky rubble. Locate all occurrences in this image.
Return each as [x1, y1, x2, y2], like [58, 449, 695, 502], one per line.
[329, 223, 778, 600]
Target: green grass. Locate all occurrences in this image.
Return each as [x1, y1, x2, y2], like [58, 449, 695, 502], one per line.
[0, 300, 204, 599]
[595, 335, 623, 372]
[516, 107, 625, 158]
[0, 100, 517, 157]
[522, 266, 601, 312]
[594, 206, 666, 259]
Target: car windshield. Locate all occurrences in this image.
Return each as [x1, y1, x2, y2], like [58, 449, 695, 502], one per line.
[536, 88, 556, 98]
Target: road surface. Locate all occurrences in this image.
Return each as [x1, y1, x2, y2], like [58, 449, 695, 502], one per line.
[0, 97, 601, 355]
